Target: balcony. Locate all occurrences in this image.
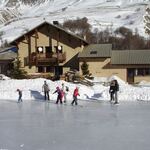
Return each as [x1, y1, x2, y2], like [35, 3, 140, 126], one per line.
[25, 52, 66, 66]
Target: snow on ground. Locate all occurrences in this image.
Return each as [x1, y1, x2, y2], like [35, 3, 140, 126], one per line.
[0, 74, 150, 101]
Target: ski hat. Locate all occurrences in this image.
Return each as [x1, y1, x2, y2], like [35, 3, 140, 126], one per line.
[56, 86, 60, 89]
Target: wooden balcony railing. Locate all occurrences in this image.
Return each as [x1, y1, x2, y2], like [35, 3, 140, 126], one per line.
[25, 52, 66, 66]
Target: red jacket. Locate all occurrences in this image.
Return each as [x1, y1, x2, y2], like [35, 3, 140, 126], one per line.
[73, 88, 79, 97]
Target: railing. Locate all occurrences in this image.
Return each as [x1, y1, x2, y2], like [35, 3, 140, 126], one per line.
[25, 52, 66, 66]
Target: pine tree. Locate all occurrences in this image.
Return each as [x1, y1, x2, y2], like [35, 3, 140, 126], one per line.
[81, 61, 89, 75]
[10, 57, 27, 79]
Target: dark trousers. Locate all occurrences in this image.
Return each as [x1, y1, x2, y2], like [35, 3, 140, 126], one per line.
[71, 96, 78, 105]
[56, 95, 62, 104]
[44, 91, 49, 100]
[114, 91, 118, 103]
[18, 95, 22, 102]
[110, 92, 115, 101]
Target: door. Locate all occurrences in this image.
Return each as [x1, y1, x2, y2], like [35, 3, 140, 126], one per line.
[127, 68, 134, 84]
[55, 66, 63, 77]
[45, 46, 52, 58]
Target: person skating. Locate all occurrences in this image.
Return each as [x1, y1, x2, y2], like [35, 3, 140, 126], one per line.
[109, 80, 115, 102]
[53, 86, 63, 104]
[17, 89, 23, 103]
[71, 87, 80, 105]
[113, 79, 119, 104]
[61, 83, 69, 103]
[42, 81, 50, 100]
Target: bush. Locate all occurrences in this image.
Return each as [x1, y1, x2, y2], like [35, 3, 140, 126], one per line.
[10, 58, 27, 79]
[81, 61, 89, 75]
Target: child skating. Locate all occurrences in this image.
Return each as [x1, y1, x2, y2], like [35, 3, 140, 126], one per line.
[53, 86, 63, 104]
[109, 80, 115, 102]
[17, 89, 23, 103]
[61, 83, 69, 103]
[71, 87, 80, 105]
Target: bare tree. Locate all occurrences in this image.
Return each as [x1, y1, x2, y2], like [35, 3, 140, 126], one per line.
[62, 17, 91, 39]
[62, 18, 150, 50]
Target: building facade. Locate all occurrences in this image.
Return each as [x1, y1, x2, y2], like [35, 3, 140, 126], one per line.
[79, 44, 150, 83]
[1, 21, 150, 83]
[0, 46, 17, 75]
[10, 21, 88, 76]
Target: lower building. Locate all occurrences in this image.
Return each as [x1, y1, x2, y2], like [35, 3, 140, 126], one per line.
[79, 44, 150, 83]
[0, 46, 17, 75]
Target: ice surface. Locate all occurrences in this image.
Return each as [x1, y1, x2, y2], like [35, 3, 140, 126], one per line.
[0, 100, 150, 150]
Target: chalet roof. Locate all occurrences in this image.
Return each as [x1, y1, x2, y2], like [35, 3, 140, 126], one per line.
[78, 44, 112, 58]
[111, 50, 150, 65]
[0, 52, 16, 60]
[0, 47, 17, 60]
[10, 21, 88, 44]
[0, 46, 17, 53]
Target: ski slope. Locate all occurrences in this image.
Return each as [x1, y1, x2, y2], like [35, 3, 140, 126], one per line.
[0, 0, 149, 45]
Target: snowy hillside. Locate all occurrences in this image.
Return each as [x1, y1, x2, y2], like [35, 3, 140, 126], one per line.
[0, 0, 150, 45]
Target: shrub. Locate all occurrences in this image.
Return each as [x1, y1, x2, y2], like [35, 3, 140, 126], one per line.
[10, 58, 27, 79]
[81, 61, 89, 75]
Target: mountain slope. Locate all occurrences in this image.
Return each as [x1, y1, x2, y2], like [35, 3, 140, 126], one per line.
[0, 0, 149, 45]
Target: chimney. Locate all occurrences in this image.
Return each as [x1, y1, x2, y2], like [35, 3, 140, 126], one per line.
[53, 21, 59, 26]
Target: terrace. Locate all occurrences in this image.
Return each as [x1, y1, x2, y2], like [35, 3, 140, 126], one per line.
[24, 52, 66, 66]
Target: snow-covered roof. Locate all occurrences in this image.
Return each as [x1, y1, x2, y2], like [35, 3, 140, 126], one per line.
[9, 21, 88, 45]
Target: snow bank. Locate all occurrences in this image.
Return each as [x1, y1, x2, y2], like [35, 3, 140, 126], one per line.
[107, 75, 127, 86]
[91, 75, 127, 85]
[0, 76, 150, 101]
[0, 74, 10, 80]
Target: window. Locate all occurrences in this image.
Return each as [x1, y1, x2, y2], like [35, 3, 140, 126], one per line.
[90, 51, 97, 54]
[38, 66, 44, 73]
[137, 69, 144, 76]
[24, 57, 29, 66]
[45, 46, 52, 53]
[46, 66, 54, 73]
[135, 69, 138, 76]
[134, 68, 150, 76]
[145, 69, 150, 75]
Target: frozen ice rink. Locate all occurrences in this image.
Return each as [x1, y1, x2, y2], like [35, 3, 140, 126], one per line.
[0, 100, 150, 150]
